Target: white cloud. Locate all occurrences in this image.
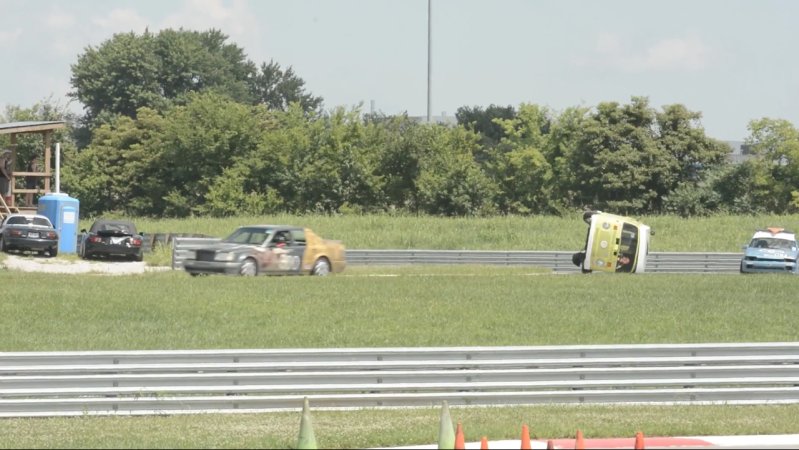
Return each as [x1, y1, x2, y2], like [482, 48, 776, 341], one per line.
[632, 36, 710, 71]
[161, 0, 257, 37]
[579, 32, 712, 72]
[0, 28, 23, 47]
[91, 8, 151, 33]
[45, 10, 76, 29]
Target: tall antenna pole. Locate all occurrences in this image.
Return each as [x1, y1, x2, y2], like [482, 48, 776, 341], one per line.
[427, 0, 432, 123]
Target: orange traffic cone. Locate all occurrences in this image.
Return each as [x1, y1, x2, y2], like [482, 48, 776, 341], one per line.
[546, 439, 555, 449]
[520, 424, 531, 449]
[574, 429, 585, 450]
[481, 435, 489, 449]
[634, 431, 645, 449]
[454, 423, 465, 450]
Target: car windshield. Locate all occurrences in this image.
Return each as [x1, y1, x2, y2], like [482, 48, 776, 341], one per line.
[222, 227, 272, 245]
[616, 223, 639, 273]
[750, 237, 797, 251]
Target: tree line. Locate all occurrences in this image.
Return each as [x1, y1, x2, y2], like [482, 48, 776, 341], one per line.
[2, 28, 798, 218]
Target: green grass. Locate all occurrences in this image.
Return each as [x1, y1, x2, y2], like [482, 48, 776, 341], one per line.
[5, 213, 799, 447]
[79, 212, 799, 252]
[2, 268, 798, 350]
[1, 404, 798, 449]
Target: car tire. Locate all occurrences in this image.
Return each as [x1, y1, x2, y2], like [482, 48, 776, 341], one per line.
[0, 236, 8, 253]
[311, 257, 331, 276]
[239, 258, 258, 276]
[48, 246, 58, 258]
[133, 252, 143, 262]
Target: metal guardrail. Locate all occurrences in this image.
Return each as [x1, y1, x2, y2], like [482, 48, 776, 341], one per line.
[1, 343, 798, 417]
[171, 237, 743, 273]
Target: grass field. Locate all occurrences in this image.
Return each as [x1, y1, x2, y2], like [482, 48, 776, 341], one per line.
[3, 214, 799, 447]
[2, 404, 799, 449]
[2, 266, 799, 350]
[82, 212, 799, 252]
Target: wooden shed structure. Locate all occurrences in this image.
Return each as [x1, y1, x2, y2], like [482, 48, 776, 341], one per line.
[0, 121, 66, 218]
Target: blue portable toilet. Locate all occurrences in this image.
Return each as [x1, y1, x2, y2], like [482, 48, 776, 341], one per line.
[37, 193, 80, 254]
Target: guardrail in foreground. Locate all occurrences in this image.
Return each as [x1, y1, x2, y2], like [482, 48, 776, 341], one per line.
[171, 237, 743, 273]
[2, 343, 798, 417]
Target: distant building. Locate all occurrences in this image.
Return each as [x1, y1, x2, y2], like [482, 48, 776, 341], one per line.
[409, 113, 458, 126]
[725, 141, 754, 164]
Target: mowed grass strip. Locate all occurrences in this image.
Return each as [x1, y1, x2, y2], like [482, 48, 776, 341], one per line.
[2, 267, 798, 350]
[1, 404, 799, 449]
[105, 212, 799, 252]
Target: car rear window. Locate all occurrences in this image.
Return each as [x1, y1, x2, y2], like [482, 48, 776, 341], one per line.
[7, 216, 27, 225]
[6, 216, 51, 227]
[32, 217, 52, 227]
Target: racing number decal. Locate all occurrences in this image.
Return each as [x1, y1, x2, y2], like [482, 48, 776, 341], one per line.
[268, 247, 303, 273]
[278, 254, 301, 271]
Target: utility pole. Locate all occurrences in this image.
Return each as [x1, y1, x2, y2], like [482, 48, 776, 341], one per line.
[427, 0, 432, 123]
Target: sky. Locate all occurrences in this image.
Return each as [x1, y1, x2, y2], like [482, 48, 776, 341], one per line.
[1, 0, 798, 141]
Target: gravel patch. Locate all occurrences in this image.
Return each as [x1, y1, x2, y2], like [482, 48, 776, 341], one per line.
[1, 254, 171, 275]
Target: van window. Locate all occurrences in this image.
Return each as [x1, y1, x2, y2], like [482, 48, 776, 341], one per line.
[616, 223, 639, 273]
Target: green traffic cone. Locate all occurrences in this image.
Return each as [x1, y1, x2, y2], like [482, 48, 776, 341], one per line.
[438, 401, 455, 449]
[296, 397, 318, 449]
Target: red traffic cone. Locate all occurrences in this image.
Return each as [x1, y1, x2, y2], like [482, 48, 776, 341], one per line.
[574, 429, 585, 450]
[520, 424, 531, 449]
[455, 422, 465, 450]
[481, 435, 489, 449]
[634, 431, 645, 450]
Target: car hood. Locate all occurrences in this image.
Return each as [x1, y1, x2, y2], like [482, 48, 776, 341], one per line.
[745, 247, 799, 259]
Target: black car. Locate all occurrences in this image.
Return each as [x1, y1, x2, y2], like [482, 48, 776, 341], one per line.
[0, 214, 59, 257]
[79, 219, 144, 261]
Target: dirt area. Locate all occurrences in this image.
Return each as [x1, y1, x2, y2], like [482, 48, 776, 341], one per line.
[0, 254, 171, 275]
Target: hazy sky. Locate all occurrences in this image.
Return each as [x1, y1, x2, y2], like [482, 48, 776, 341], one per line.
[1, 0, 797, 140]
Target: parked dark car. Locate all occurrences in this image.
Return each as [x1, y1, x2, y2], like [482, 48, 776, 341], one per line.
[0, 213, 59, 257]
[78, 219, 144, 261]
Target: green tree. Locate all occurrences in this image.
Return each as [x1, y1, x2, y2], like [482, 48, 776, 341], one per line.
[489, 104, 555, 214]
[251, 60, 323, 113]
[742, 118, 799, 212]
[568, 97, 686, 214]
[70, 28, 321, 136]
[415, 126, 497, 216]
[70, 31, 163, 123]
[455, 104, 517, 152]
[61, 110, 165, 216]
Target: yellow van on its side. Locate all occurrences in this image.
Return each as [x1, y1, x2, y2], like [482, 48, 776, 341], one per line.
[571, 211, 652, 273]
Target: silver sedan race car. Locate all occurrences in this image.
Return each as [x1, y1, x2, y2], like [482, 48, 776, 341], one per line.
[183, 225, 346, 277]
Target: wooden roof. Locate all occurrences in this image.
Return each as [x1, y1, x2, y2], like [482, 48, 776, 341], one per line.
[0, 121, 66, 135]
